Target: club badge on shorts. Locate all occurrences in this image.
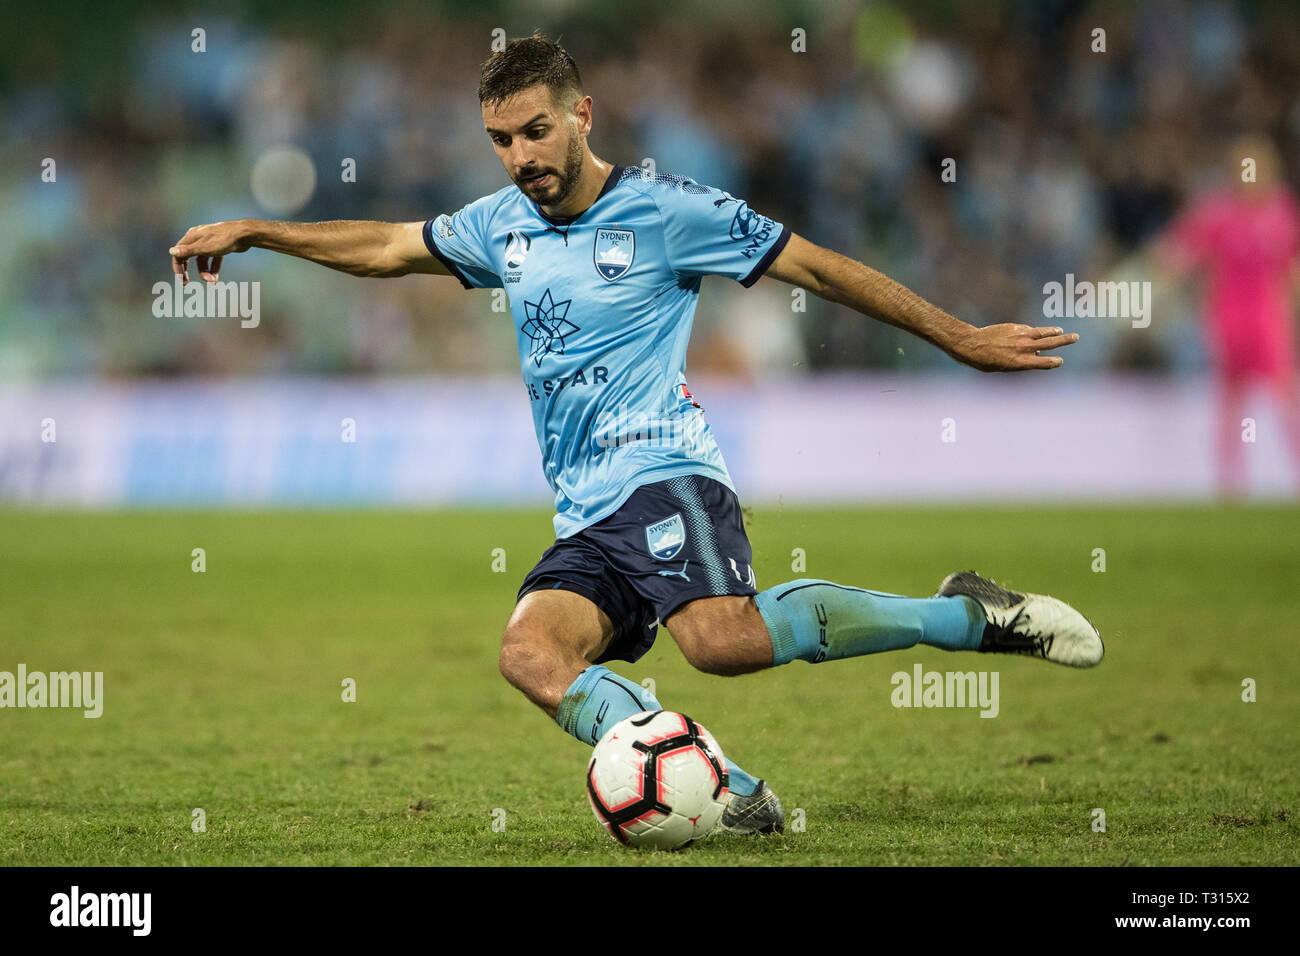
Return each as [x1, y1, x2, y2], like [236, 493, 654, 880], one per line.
[646, 513, 685, 560]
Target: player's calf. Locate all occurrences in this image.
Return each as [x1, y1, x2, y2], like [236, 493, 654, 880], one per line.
[733, 573, 1099, 670]
[747, 579, 986, 666]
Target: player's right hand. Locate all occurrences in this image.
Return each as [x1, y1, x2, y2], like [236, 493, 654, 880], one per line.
[169, 220, 251, 284]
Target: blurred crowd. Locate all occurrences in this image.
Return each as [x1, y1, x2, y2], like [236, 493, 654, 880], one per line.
[1, 0, 1298, 380]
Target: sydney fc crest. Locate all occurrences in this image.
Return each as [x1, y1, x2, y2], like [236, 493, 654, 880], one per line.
[594, 228, 635, 281]
[646, 513, 686, 560]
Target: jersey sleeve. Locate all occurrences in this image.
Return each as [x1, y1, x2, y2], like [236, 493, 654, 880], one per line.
[422, 194, 503, 290]
[657, 182, 791, 287]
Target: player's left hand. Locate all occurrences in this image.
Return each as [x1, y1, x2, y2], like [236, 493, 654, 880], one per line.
[950, 324, 1078, 372]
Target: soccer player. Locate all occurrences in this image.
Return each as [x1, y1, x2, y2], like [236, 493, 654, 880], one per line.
[1159, 135, 1300, 498]
[169, 34, 1102, 835]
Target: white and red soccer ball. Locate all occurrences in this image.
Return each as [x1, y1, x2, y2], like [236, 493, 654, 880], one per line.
[586, 710, 730, 849]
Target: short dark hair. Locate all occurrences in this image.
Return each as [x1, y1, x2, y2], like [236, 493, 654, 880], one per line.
[478, 33, 583, 112]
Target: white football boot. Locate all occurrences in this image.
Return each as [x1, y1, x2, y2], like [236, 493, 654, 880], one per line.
[936, 570, 1104, 668]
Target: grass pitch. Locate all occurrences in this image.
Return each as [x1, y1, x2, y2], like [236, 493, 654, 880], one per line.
[1, 505, 1297, 866]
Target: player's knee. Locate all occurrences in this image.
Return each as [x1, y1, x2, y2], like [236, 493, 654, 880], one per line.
[672, 622, 749, 676]
[670, 597, 770, 676]
[498, 623, 546, 692]
[679, 640, 741, 676]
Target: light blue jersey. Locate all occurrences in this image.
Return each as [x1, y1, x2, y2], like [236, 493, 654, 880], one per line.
[423, 165, 790, 537]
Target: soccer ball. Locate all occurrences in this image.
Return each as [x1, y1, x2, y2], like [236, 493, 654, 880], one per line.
[586, 710, 730, 849]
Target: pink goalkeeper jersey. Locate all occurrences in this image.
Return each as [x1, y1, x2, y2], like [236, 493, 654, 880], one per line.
[1168, 186, 1300, 377]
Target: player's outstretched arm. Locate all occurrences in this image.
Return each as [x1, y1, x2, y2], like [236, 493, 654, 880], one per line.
[765, 232, 1078, 372]
[168, 219, 451, 284]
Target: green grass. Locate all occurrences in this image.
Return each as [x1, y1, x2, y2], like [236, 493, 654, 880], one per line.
[1, 505, 1297, 865]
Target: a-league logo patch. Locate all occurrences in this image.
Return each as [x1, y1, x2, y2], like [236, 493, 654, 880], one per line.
[646, 513, 686, 560]
[505, 231, 531, 269]
[594, 228, 635, 281]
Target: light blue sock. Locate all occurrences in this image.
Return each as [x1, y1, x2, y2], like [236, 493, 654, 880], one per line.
[556, 665, 761, 797]
[754, 579, 985, 665]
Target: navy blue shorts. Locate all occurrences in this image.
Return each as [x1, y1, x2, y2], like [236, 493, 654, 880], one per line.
[516, 474, 758, 664]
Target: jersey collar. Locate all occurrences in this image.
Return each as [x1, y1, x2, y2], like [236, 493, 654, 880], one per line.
[529, 164, 623, 227]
